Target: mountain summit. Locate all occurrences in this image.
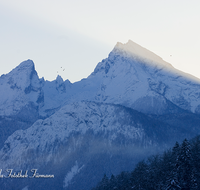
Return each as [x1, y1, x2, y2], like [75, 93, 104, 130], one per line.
[114, 40, 172, 67]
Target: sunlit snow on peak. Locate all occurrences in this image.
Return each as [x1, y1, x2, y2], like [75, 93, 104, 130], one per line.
[114, 40, 173, 68]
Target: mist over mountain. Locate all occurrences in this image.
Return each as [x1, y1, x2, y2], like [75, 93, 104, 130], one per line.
[0, 40, 200, 190]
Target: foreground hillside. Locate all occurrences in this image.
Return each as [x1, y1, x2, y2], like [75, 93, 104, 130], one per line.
[93, 136, 200, 190]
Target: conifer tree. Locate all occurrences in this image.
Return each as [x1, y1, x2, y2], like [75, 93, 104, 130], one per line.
[130, 160, 149, 189]
[177, 139, 192, 190]
[190, 136, 200, 189]
[165, 142, 181, 189]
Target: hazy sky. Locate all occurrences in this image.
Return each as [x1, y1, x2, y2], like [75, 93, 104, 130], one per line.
[0, 0, 200, 82]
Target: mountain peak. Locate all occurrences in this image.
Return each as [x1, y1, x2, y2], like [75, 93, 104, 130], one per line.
[3, 59, 39, 91]
[92, 40, 173, 77]
[114, 40, 172, 68]
[7, 59, 36, 78]
[17, 59, 35, 70]
[56, 75, 64, 86]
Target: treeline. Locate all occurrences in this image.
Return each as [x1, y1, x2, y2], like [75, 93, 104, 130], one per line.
[92, 136, 200, 190]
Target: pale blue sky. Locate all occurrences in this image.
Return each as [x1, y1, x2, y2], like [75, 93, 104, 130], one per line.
[0, 0, 200, 82]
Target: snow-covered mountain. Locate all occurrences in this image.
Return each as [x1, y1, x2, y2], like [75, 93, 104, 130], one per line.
[1, 40, 200, 190]
[1, 40, 200, 118]
[86, 40, 200, 114]
[0, 60, 71, 148]
[0, 59, 72, 118]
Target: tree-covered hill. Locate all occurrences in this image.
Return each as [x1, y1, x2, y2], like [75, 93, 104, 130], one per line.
[92, 136, 200, 190]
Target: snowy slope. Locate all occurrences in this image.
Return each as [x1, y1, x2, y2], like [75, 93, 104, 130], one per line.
[0, 101, 156, 190]
[0, 101, 147, 169]
[0, 101, 188, 190]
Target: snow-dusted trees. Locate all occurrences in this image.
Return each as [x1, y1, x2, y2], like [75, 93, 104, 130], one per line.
[176, 139, 193, 189]
[164, 142, 180, 190]
[92, 135, 200, 190]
